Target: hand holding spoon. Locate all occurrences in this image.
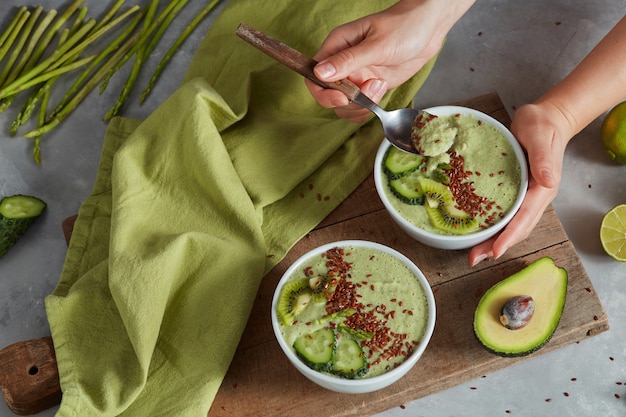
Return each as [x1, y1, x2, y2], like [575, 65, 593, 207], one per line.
[235, 23, 421, 154]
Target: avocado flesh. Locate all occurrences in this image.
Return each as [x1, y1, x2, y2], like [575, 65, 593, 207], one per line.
[473, 257, 568, 357]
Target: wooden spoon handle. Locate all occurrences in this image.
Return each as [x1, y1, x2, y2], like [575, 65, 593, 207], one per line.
[0, 337, 61, 415]
[235, 23, 361, 101]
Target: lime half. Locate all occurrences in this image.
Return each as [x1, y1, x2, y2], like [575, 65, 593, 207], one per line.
[600, 204, 626, 262]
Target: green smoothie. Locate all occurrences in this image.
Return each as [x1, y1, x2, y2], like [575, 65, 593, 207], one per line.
[276, 245, 430, 379]
[383, 111, 522, 235]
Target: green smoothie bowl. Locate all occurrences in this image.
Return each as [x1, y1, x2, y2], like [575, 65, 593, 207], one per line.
[374, 105, 528, 250]
[271, 240, 436, 394]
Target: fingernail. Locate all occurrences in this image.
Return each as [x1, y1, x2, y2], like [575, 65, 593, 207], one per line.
[368, 79, 387, 100]
[329, 97, 348, 108]
[495, 247, 508, 260]
[540, 169, 553, 182]
[315, 62, 336, 79]
[471, 253, 488, 267]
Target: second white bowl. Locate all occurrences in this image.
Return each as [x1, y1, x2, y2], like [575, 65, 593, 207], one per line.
[374, 105, 528, 250]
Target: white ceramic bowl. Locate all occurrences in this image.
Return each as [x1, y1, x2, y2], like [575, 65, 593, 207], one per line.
[374, 105, 529, 250]
[271, 240, 436, 394]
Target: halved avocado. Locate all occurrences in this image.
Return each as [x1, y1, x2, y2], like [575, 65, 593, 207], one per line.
[473, 257, 568, 357]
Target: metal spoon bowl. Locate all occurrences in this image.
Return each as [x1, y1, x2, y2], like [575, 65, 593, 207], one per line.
[236, 23, 421, 154]
[349, 93, 420, 153]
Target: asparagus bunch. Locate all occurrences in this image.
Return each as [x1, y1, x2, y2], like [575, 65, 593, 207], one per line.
[0, 0, 222, 164]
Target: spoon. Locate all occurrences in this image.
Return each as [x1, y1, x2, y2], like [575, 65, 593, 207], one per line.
[235, 23, 421, 154]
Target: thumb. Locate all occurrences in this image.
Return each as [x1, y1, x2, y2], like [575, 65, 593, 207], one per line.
[511, 106, 561, 190]
[526, 134, 561, 189]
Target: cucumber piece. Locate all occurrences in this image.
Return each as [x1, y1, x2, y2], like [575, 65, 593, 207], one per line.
[331, 337, 368, 379]
[0, 195, 47, 257]
[383, 146, 424, 179]
[293, 328, 336, 372]
[388, 170, 425, 205]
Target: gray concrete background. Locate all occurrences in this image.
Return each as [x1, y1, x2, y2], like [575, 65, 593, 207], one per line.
[1, 1, 625, 416]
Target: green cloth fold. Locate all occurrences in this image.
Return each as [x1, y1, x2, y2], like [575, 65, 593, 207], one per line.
[45, 0, 437, 415]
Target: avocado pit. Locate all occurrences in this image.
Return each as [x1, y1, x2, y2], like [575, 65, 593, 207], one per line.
[500, 295, 534, 330]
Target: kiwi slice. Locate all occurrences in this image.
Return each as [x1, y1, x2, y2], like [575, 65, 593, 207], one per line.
[309, 275, 335, 303]
[417, 177, 454, 205]
[277, 278, 313, 325]
[418, 176, 479, 235]
[425, 203, 480, 235]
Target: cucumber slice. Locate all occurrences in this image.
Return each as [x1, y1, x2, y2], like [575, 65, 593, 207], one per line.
[0, 195, 47, 257]
[293, 328, 336, 372]
[388, 170, 425, 205]
[331, 337, 368, 379]
[383, 146, 424, 179]
[0, 195, 47, 218]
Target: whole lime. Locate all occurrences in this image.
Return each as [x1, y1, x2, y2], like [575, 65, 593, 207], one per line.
[601, 101, 626, 165]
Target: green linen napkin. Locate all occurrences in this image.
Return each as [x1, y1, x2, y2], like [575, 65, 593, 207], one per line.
[45, 0, 437, 416]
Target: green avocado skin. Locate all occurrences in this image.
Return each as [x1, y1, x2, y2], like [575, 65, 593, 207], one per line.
[473, 257, 568, 358]
[475, 328, 553, 358]
[0, 195, 47, 257]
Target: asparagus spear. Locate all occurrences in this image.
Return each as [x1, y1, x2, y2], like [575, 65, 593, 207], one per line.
[101, 0, 159, 121]
[68, 6, 89, 37]
[104, 0, 188, 120]
[145, 0, 161, 28]
[0, 7, 28, 53]
[140, 0, 221, 104]
[92, 0, 126, 33]
[0, 9, 31, 85]
[11, 84, 45, 136]
[0, 6, 29, 62]
[32, 81, 51, 165]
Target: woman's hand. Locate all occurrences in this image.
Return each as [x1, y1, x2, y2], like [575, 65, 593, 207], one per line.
[469, 15, 626, 265]
[306, 0, 474, 122]
[468, 103, 570, 266]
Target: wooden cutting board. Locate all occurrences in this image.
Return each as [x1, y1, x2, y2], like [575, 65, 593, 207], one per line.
[205, 93, 609, 416]
[0, 93, 608, 416]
